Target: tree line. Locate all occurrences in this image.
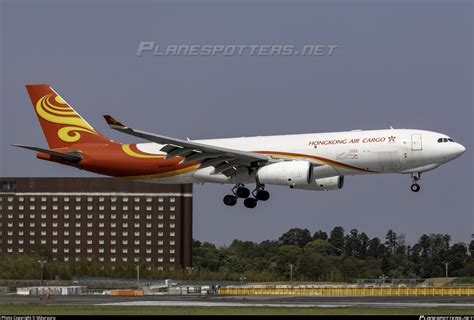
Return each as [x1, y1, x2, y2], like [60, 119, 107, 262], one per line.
[0, 227, 473, 282]
[193, 227, 474, 282]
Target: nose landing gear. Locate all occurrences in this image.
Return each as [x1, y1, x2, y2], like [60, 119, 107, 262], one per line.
[410, 172, 421, 192]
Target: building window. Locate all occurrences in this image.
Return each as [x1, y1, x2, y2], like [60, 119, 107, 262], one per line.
[134, 206, 140, 211]
[170, 258, 175, 263]
[170, 240, 175, 245]
[158, 214, 163, 220]
[134, 240, 140, 245]
[111, 231, 116, 236]
[87, 205, 93, 211]
[52, 231, 58, 236]
[29, 206, 35, 210]
[123, 240, 128, 245]
[75, 231, 81, 236]
[158, 257, 163, 262]
[111, 239, 116, 245]
[99, 240, 104, 245]
[75, 197, 81, 202]
[99, 223, 104, 228]
[146, 215, 152, 220]
[87, 214, 93, 219]
[18, 197, 24, 202]
[122, 257, 128, 262]
[134, 223, 140, 228]
[29, 197, 35, 202]
[19, 214, 24, 219]
[19, 205, 24, 210]
[64, 214, 69, 219]
[122, 231, 128, 237]
[99, 257, 104, 262]
[76, 214, 81, 219]
[87, 197, 93, 202]
[87, 231, 93, 236]
[122, 248, 128, 253]
[170, 214, 176, 220]
[75, 223, 81, 228]
[40, 239, 47, 244]
[146, 240, 151, 246]
[64, 223, 69, 228]
[29, 240, 35, 244]
[99, 206, 104, 211]
[41, 205, 47, 210]
[170, 206, 175, 211]
[111, 206, 116, 211]
[134, 214, 140, 219]
[87, 240, 92, 245]
[158, 248, 163, 254]
[123, 197, 128, 202]
[146, 232, 152, 237]
[64, 197, 70, 202]
[64, 234, 69, 238]
[111, 257, 116, 262]
[158, 232, 163, 237]
[75, 205, 81, 210]
[170, 232, 175, 237]
[158, 197, 163, 202]
[134, 197, 140, 202]
[134, 248, 140, 253]
[111, 197, 117, 202]
[52, 239, 58, 244]
[158, 206, 163, 211]
[170, 223, 176, 229]
[41, 197, 47, 202]
[99, 197, 104, 202]
[158, 223, 163, 228]
[111, 214, 116, 219]
[146, 223, 152, 228]
[111, 223, 116, 228]
[99, 231, 105, 236]
[170, 249, 175, 254]
[87, 248, 92, 253]
[134, 231, 140, 237]
[170, 197, 175, 203]
[99, 214, 104, 219]
[111, 248, 116, 253]
[123, 214, 128, 219]
[52, 205, 58, 210]
[123, 206, 128, 211]
[52, 197, 58, 202]
[158, 240, 163, 245]
[99, 248, 104, 253]
[146, 206, 152, 211]
[146, 197, 152, 203]
[134, 257, 139, 262]
[64, 205, 70, 211]
[122, 223, 128, 228]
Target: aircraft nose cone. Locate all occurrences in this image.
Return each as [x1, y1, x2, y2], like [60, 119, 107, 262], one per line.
[451, 143, 466, 159]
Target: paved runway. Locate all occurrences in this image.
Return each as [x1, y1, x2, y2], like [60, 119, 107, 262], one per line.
[0, 295, 473, 308]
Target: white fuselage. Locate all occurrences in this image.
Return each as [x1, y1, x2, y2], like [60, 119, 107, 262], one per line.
[134, 128, 465, 186]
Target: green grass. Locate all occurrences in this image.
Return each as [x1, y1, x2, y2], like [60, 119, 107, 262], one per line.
[0, 304, 473, 315]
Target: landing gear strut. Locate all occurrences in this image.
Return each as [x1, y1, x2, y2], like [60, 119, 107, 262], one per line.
[410, 172, 421, 192]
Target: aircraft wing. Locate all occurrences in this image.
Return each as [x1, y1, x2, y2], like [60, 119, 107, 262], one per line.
[103, 115, 271, 177]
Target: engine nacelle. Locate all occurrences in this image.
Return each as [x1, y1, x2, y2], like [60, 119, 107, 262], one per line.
[293, 175, 345, 191]
[256, 161, 313, 186]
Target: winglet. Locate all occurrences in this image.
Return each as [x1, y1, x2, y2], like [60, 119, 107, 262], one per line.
[103, 115, 127, 129]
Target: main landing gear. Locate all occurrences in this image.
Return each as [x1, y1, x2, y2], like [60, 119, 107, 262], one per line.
[410, 172, 421, 192]
[223, 184, 270, 208]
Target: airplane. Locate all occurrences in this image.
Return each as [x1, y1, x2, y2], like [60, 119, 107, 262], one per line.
[14, 84, 466, 208]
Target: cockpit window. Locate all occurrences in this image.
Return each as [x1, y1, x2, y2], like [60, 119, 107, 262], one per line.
[438, 138, 443, 143]
[438, 138, 453, 143]
[448, 138, 454, 142]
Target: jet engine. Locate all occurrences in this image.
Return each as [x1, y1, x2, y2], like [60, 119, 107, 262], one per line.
[256, 161, 314, 186]
[293, 175, 345, 191]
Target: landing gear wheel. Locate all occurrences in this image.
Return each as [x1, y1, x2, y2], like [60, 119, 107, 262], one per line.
[236, 187, 250, 198]
[410, 184, 420, 192]
[223, 195, 237, 206]
[243, 198, 258, 209]
[256, 190, 270, 201]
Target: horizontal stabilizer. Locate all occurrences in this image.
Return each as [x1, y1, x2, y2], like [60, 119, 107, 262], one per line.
[12, 144, 83, 162]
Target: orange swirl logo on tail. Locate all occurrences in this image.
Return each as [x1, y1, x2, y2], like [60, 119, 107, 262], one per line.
[35, 94, 98, 143]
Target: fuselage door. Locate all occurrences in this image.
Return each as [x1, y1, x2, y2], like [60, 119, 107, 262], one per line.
[411, 134, 423, 151]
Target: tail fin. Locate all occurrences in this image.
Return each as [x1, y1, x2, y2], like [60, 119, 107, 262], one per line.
[25, 84, 111, 149]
